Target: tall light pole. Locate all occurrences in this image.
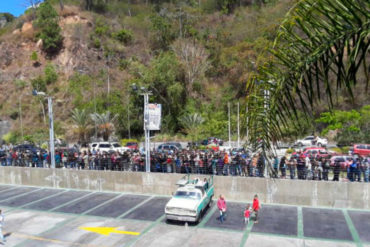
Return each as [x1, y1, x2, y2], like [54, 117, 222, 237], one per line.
[18, 95, 24, 142]
[132, 84, 152, 172]
[32, 90, 55, 169]
[237, 101, 240, 148]
[228, 102, 231, 148]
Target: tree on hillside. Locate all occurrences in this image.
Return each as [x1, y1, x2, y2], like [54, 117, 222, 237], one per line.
[179, 113, 204, 141]
[172, 39, 209, 97]
[71, 108, 91, 145]
[90, 111, 118, 141]
[247, 0, 369, 156]
[129, 52, 185, 132]
[35, 0, 63, 56]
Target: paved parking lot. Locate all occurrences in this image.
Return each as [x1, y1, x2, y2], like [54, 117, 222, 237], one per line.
[0, 184, 368, 247]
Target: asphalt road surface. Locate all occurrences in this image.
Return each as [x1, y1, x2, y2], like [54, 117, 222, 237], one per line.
[0, 184, 367, 247]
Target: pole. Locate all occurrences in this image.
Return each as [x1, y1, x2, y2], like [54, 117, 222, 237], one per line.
[48, 97, 55, 169]
[143, 93, 151, 172]
[237, 101, 240, 148]
[246, 106, 249, 142]
[228, 102, 231, 148]
[19, 96, 24, 142]
[94, 81, 97, 140]
[127, 100, 131, 139]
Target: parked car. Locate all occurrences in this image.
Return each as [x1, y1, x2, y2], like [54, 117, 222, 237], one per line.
[166, 142, 183, 150]
[89, 142, 98, 150]
[111, 142, 130, 154]
[351, 144, 370, 156]
[13, 144, 37, 152]
[165, 175, 214, 223]
[125, 142, 138, 150]
[157, 144, 180, 153]
[305, 149, 331, 159]
[57, 147, 79, 155]
[295, 136, 328, 147]
[95, 142, 114, 153]
[330, 155, 352, 169]
[13, 144, 46, 154]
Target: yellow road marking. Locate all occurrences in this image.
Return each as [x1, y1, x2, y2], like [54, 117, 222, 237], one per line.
[13, 232, 107, 247]
[79, 226, 140, 236]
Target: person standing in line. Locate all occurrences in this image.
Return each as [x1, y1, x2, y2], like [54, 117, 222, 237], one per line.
[252, 194, 260, 224]
[0, 209, 6, 243]
[217, 195, 227, 223]
[273, 156, 279, 178]
[333, 159, 341, 181]
[280, 156, 286, 178]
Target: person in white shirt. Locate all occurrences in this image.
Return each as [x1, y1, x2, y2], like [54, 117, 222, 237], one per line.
[0, 209, 6, 242]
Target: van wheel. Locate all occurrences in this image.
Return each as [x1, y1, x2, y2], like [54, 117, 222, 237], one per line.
[318, 143, 322, 147]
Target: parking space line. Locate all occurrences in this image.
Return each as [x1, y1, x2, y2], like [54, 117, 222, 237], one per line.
[342, 209, 363, 247]
[251, 231, 356, 243]
[48, 191, 96, 212]
[126, 214, 166, 247]
[13, 214, 80, 247]
[82, 193, 125, 215]
[239, 217, 254, 247]
[20, 189, 68, 209]
[197, 204, 217, 228]
[297, 206, 303, 238]
[117, 196, 154, 219]
[0, 187, 43, 203]
[13, 232, 107, 247]
[0, 186, 19, 194]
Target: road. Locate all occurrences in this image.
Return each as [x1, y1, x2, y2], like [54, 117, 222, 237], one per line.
[0, 184, 368, 247]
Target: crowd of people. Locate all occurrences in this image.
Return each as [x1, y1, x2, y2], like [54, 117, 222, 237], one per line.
[1, 144, 369, 182]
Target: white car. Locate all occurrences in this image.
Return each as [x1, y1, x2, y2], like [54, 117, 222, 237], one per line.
[295, 136, 327, 147]
[165, 176, 214, 223]
[90, 142, 114, 153]
[111, 142, 130, 154]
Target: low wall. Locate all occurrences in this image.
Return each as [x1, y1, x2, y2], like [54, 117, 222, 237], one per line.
[0, 167, 369, 209]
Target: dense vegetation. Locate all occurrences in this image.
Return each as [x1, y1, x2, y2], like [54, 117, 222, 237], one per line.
[0, 0, 368, 146]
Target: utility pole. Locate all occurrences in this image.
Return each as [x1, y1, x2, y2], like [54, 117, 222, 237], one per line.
[237, 101, 240, 148]
[142, 91, 152, 172]
[33, 90, 55, 169]
[48, 96, 55, 169]
[246, 105, 249, 142]
[228, 102, 231, 148]
[19, 95, 24, 142]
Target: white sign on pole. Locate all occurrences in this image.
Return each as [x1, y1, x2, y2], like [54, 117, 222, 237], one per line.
[147, 103, 161, 130]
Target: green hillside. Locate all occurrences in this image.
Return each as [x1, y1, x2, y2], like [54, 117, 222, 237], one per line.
[0, 0, 368, 145]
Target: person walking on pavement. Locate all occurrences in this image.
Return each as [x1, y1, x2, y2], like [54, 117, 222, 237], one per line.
[217, 195, 227, 223]
[252, 194, 261, 224]
[0, 209, 6, 243]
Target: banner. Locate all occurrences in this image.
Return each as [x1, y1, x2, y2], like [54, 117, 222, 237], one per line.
[147, 103, 161, 130]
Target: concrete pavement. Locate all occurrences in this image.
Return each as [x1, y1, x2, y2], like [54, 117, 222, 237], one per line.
[0, 184, 368, 247]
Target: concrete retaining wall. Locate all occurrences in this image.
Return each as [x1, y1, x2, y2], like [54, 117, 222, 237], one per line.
[0, 167, 369, 209]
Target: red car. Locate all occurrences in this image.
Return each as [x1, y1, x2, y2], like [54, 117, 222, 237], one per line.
[293, 147, 329, 158]
[351, 144, 370, 156]
[125, 142, 138, 150]
[330, 155, 352, 169]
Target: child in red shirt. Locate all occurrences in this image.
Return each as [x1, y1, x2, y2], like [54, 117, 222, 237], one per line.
[244, 204, 251, 224]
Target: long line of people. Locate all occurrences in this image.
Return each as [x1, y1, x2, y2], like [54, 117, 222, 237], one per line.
[1, 146, 369, 182]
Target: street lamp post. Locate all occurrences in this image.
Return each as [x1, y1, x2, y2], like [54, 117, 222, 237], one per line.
[132, 84, 152, 172]
[33, 90, 55, 169]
